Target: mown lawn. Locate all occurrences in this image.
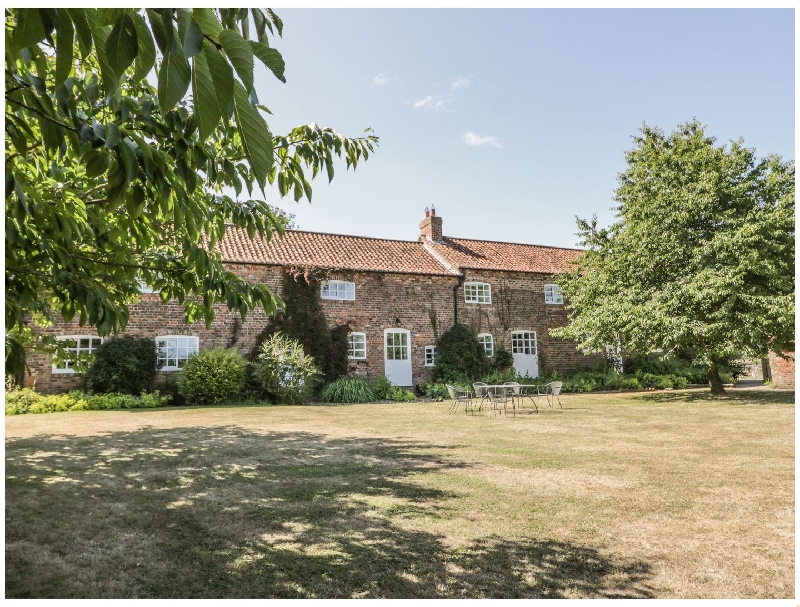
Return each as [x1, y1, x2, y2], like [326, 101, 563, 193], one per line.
[5, 388, 794, 599]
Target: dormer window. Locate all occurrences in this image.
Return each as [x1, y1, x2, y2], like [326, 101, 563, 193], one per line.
[321, 280, 355, 301]
[544, 284, 564, 305]
[464, 281, 492, 304]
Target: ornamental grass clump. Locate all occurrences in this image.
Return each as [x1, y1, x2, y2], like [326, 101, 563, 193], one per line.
[251, 333, 319, 403]
[320, 378, 377, 403]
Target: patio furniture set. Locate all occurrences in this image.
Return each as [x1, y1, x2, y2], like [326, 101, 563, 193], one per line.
[445, 381, 563, 416]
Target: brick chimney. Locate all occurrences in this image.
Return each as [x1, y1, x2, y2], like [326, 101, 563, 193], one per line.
[419, 206, 443, 241]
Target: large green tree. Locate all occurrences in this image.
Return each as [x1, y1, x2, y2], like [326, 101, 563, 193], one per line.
[551, 120, 794, 394]
[5, 8, 377, 375]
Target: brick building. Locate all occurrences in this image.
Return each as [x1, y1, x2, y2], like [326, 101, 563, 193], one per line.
[25, 208, 601, 393]
[766, 349, 795, 389]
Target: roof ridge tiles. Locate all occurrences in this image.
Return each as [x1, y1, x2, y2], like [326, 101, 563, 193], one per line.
[441, 235, 584, 252]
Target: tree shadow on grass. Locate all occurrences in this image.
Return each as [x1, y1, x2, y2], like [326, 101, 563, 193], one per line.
[6, 426, 654, 599]
[630, 388, 794, 406]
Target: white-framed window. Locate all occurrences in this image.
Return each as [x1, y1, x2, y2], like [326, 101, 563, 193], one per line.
[321, 280, 355, 301]
[424, 345, 436, 367]
[511, 331, 538, 355]
[544, 284, 564, 305]
[52, 335, 103, 373]
[464, 281, 492, 304]
[156, 335, 199, 371]
[348, 332, 367, 360]
[477, 333, 494, 357]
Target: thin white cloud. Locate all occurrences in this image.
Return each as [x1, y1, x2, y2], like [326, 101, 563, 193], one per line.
[413, 95, 448, 111]
[451, 77, 470, 90]
[462, 131, 503, 148]
[369, 73, 397, 88]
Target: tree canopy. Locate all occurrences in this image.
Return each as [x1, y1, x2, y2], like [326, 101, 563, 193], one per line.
[550, 120, 794, 394]
[5, 8, 378, 375]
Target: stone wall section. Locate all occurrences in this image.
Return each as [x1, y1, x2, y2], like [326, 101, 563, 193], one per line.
[25, 263, 596, 393]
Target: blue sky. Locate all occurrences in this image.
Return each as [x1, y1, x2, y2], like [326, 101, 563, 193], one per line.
[252, 8, 794, 249]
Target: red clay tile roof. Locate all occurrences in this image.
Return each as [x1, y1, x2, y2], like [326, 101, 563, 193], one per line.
[424, 237, 582, 274]
[217, 227, 458, 276]
[216, 226, 582, 276]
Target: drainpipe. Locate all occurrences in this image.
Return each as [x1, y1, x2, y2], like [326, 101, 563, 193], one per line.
[453, 274, 464, 325]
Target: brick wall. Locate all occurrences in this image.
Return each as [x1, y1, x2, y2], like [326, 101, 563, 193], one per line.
[457, 269, 603, 375]
[24, 263, 596, 393]
[767, 350, 795, 389]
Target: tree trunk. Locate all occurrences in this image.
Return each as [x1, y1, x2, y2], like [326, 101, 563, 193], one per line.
[707, 358, 726, 395]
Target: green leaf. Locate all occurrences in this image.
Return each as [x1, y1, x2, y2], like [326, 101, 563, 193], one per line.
[266, 9, 284, 37]
[249, 41, 286, 83]
[13, 9, 46, 52]
[66, 8, 93, 58]
[54, 11, 74, 86]
[157, 44, 190, 112]
[183, 19, 204, 58]
[121, 140, 139, 182]
[218, 29, 254, 93]
[132, 13, 156, 84]
[192, 8, 222, 38]
[95, 8, 124, 27]
[232, 81, 273, 191]
[104, 122, 122, 148]
[84, 150, 111, 177]
[92, 26, 119, 94]
[145, 8, 168, 54]
[105, 14, 138, 80]
[204, 42, 234, 122]
[192, 47, 221, 142]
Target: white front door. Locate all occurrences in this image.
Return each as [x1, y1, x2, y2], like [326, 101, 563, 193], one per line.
[384, 329, 412, 386]
[511, 331, 539, 378]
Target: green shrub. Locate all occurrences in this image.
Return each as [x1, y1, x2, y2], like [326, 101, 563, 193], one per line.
[84, 336, 158, 395]
[321, 378, 377, 403]
[251, 333, 320, 403]
[5, 387, 42, 415]
[491, 346, 513, 372]
[178, 348, 247, 405]
[433, 323, 488, 384]
[388, 386, 416, 402]
[371, 374, 393, 400]
[423, 383, 451, 399]
[369, 375, 416, 402]
[5, 389, 170, 415]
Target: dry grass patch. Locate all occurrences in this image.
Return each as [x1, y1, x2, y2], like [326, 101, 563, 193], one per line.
[5, 388, 793, 598]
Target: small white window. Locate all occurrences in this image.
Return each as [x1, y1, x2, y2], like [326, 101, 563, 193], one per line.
[156, 335, 199, 371]
[424, 345, 436, 367]
[348, 332, 367, 360]
[321, 280, 355, 301]
[52, 335, 103, 373]
[511, 331, 538, 355]
[464, 281, 492, 304]
[477, 334, 494, 357]
[544, 284, 564, 305]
